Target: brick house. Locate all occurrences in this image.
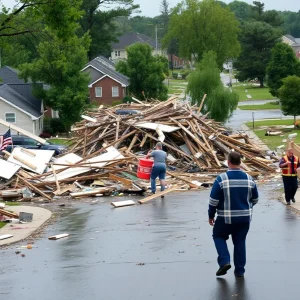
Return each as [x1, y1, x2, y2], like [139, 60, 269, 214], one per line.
[82, 56, 130, 106]
[168, 54, 187, 69]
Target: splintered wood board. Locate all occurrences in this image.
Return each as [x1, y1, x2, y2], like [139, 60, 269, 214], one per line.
[138, 186, 179, 204]
[44, 146, 124, 182]
[8, 147, 55, 174]
[111, 200, 135, 208]
[0, 234, 13, 240]
[0, 159, 21, 179]
[48, 233, 69, 240]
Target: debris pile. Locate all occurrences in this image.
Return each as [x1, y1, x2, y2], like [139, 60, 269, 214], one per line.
[0, 96, 279, 204]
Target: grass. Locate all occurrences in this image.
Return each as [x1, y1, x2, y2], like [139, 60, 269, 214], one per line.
[245, 119, 295, 129]
[253, 129, 300, 150]
[232, 84, 276, 101]
[0, 222, 5, 229]
[165, 77, 187, 95]
[238, 103, 280, 110]
[48, 138, 72, 146]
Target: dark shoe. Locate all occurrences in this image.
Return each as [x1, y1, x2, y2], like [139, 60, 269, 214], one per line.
[292, 198, 296, 203]
[161, 195, 164, 199]
[234, 272, 244, 277]
[216, 264, 231, 276]
[287, 202, 291, 205]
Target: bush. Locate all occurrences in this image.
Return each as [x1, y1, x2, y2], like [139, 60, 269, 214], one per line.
[50, 118, 66, 135]
[40, 132, 52, 138]
[112, 100, 123, 106]
[172, 72, 178, 79]
[43, 117, 53, 135]
[123, 95, 133, 103]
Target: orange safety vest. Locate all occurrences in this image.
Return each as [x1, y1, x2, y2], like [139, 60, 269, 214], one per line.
[281, 155, 299, 176]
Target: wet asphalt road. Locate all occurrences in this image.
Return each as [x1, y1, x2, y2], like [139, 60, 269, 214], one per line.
[1, 184, 300, 300]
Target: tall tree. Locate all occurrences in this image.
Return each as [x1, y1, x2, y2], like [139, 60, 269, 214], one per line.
[228, 0, 254, 22]
[116, 43, 168, 100]
[267, 43, 300, 97]
[187, 51, 239, 122]
[279, 75, 300, 122]
[234, 21, 282, 87]
[163, 0, 240, 67]
[78, 0, 139, 59]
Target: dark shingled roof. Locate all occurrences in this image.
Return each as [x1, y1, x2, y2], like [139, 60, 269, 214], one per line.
[85, 56, 129, 86]
[112, 32, 161, 49]
[0, 66, 42, 118]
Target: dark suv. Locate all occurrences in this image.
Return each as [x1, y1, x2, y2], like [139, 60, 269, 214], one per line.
[5, 135, 67, 156]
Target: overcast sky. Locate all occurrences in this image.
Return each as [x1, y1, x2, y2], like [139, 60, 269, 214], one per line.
[0, 0, 298, 17]
[134, 0, 299, 17]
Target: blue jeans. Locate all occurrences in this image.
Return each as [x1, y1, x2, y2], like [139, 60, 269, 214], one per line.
[150, 164, 166, 193]
[213, 217, 250, 275]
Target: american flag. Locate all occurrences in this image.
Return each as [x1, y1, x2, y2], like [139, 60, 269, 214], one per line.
[0, 129, 13, 151]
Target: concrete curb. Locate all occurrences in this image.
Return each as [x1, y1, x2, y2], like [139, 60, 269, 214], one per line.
[0, 206, 52, 246]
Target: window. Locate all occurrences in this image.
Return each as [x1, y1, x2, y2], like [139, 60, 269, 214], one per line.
[95, 87, 102, 97]
[24, 138, 37, 146]
[5, 113, 16, 123]
[115, 50, 120, 57]
[112, 86, 119, 97]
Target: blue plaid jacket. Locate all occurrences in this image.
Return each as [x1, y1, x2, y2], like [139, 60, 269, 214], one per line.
[208, 169, 259, 224]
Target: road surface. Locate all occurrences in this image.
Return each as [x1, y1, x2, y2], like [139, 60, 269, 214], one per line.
[1, 184, 300, 300]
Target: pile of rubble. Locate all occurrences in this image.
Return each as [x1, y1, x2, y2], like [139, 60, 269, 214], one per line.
[0, 96, 279, 204]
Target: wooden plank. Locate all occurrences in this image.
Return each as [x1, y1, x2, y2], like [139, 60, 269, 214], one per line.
[166, 171, 199, 188]
[70, 188, 113, 198]
[0, 234, 13, 240]
[17, 176, 53, 201]
[109, 173, 132, 186]
[51, 164, 61, 193]
[138, 186, 179, 204]
[48, 233, 69, 240]
[0, 208, 19, 219]
[111, 200, 135, 208]
[0, 119, 47, 144]
[197, 94, 207, 114]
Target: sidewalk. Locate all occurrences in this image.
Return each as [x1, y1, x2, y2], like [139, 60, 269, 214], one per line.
[0, 206, 52, 246]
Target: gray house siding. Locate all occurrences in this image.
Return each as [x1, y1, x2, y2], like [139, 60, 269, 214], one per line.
[83, 66, 105, 85]
[0, 99, 42, 135]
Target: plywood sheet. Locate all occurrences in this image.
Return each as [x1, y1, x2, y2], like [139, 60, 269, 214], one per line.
[135, 122, 180, 133]
[43, 146, 124, 182]
[0, 159, 21, 179]
[7, 148, 55, 174]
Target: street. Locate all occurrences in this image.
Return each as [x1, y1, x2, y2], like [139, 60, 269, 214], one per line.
[1, 184, 300, 300]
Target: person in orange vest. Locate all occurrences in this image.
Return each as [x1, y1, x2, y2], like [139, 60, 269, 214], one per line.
[279, 148, 300, 205]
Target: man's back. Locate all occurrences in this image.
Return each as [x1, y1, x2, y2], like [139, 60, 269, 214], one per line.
[209, 170, 258, 224]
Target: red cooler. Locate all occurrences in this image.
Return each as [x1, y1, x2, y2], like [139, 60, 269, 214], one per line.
[137, 159, 154, 180]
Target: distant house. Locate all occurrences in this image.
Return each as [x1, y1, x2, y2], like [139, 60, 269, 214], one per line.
[168, 54, 187, 69]
[0, 66, 47, 135]
[282, 34, 300, 59]
[111, 32, 167, 62]
[82, 56, 130, 106]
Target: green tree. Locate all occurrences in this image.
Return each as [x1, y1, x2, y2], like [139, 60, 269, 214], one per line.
[116, 43, 168, 100]
[267, 43, 300, 97]
[163, 0, 240, 67]
[279, 75, 300, 122]
[78, 0, 139, 59]
[228, 0, 254, 22]
[234, 21, 282, 87]
[20, 32, 91, 130]
[187, 51, 239, 122]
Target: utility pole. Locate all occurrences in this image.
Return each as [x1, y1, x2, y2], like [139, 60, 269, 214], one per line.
[155, 24, 158, 56]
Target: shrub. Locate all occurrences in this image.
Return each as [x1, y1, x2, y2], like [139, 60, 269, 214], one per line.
[43, 117, 53, 135]
[123, 95, 133, 103]
[50, 118, 66, 135]
[172, 72, 178, 79]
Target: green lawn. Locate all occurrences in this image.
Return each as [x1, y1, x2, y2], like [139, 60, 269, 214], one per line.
[238, 103, 280, 110]
[253, 129, 300, 150]
[245, 119, 295, 129]
[0, 221, 5, 229]
[165, 78, 187, 95]
[48, 138, 72, 146]
[232, 84, 276, 101]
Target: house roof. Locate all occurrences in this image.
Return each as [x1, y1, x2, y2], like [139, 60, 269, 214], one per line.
[0, 66, 26, 84]
[112, 32, 161, 50]
[0, 83, 42, 118]
[84, 56, 129, 87]
[284, 34, 300, 45]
